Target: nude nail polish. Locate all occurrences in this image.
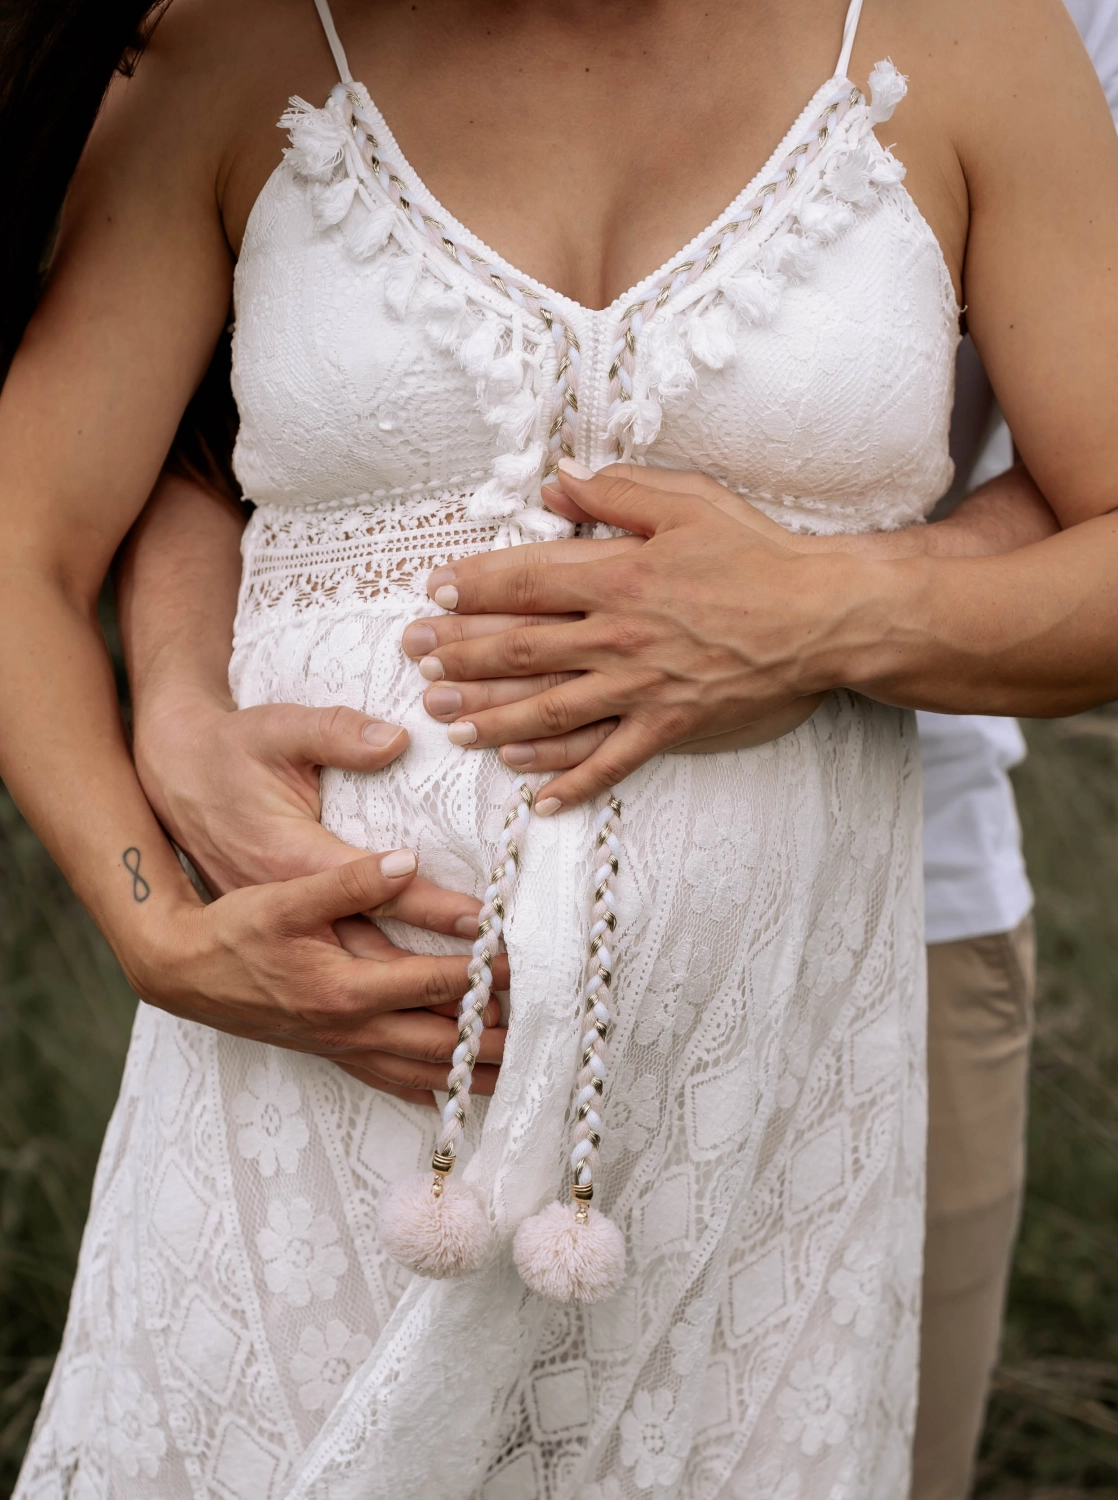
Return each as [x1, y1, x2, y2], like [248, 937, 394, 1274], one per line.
[534, 797, 562, 817]
[418, 656, 445, 681]
[425, 686, 462, 718]
[380, 848, 418, 878]
[448, 722, 478, 746]
[557, 457, 594, 481]
[362, 720, 404, 748]
[402, 623, 437, 657]
[501, 743, 536, 767]
[454, 913, 480, 937]
[433, 585, 459, 610]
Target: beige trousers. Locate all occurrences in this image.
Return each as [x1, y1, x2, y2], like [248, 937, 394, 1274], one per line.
[911, 916, 1036, 1500]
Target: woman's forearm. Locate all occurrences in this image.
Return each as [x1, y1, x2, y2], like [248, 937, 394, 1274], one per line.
[0, 571, 201, 980]
[827, 508, 1118, 716]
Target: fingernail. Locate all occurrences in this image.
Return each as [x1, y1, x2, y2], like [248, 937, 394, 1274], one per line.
[454, 913, 480, 937]
[418, 656, 445, 681]
[501, 743, 536, 767]
[428, 567, 456, 590]
[425, 686, 462, 718]
[434, 585, 459, 610]
[380, 848, 418, 878]
[402, 624, 437, 657]
[557, 457, 595, 481]
[535, 797, 562, 817]
[448, 722, 478, 746]
[362, 720, 404, 748]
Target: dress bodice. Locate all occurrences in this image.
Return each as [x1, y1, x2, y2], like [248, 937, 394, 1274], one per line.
[231, 58, 958, 543]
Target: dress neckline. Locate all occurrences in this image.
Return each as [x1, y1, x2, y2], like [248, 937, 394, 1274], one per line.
[345, 71, 859, 319]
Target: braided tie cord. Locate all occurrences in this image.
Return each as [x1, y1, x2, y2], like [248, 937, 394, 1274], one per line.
[435, 776, 534, 1167]
[570, 796, 622, 1214]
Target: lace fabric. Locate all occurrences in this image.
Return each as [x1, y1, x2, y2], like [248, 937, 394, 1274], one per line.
[19, 18, 952, 1500]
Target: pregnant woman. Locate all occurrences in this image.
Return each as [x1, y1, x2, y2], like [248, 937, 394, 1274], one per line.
[4, 0, 1118, 1495]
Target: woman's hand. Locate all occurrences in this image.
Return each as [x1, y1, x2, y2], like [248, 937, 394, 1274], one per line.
[129, 850, 507, 1112]
[408, 465, 841, 809]
[132, 692, 505, 1107]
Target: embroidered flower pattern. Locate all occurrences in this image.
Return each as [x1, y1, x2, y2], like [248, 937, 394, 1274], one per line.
[232, 1055, 309, 1178]
[683, 807, 758, 923]
[257, 1197, 348, 1306]
[106, 1368, 166, 1480]
[600, 1073, 660, 1163]
[775, 1342, 860, 1456]
[290, 1319, 373, 1412]
[667, 1307, 713, 1379]
[636, 938, 712, 1049]
[827, 1241, 886, 1338]
[306, 616, 373, 702]
[619, 1386, 684, 1490]
[732, 1459, 803, 1500]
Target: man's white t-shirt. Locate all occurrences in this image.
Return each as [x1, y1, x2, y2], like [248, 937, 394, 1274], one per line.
[919, 0, 1118, 945]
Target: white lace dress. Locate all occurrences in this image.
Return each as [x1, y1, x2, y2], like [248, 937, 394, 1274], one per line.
[17, 0, 960, 1494]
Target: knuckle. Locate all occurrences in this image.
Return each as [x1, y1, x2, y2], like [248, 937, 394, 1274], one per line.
[605, 561, 646, 605]
[421, 967, 457, 1009]
[335, 859, 374, 906]
[535, 694, 570, 736]
[589, 746, 634, 787]
[419, 1030, 452, 1064]
[598, 475, 642, 505]
[657, 706, 693, 742]
[607, 616, 651, 657]
[507, 570, 544, 612]
[313, 704, 351, 758]
[504, 630, 538, 673]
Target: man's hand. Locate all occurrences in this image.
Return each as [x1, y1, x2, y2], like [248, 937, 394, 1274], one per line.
[408, 465, 839, 810]
[403, 461, 1065, 807]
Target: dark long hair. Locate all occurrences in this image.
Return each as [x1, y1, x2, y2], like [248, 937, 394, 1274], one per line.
[0, 0, 169, 374]
[0, 0, 241, 499]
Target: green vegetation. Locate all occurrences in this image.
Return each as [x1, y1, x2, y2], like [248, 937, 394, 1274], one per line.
[976, 708, 1118, 1498]
[1, 708, 1117, 1495]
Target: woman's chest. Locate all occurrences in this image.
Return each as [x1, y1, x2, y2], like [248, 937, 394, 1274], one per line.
[231, 67, 959, 534]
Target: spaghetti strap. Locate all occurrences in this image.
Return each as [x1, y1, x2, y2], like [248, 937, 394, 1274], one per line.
[835, 0, 865, 79]
[312, 0, 353, 84]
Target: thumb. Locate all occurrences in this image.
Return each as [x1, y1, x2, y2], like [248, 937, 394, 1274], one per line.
[246, 703, 408, 772]
[545, 457, 699, 537]
[276, 848, 419, 929]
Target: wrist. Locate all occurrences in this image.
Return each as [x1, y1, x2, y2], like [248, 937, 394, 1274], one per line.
[132, 688, 235, 826]
[792, 552, 929, 694]
[112, 890, 206, 1007]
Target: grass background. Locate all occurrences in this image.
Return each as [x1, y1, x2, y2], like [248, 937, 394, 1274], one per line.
[1, 702, 1117, 1495]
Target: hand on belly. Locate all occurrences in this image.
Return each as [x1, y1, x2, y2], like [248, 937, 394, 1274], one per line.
[402, 463, 834, 801]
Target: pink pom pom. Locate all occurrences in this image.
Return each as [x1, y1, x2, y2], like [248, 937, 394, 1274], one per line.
[513, 1201, 627, 1305]
[378, 1173, 490, 1279]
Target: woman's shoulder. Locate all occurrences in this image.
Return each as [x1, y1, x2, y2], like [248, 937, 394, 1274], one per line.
[89, 0, 340, 251]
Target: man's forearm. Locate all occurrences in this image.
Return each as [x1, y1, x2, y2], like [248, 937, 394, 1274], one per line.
[116, 471, 245, 720]
[826, 507, 1118, 717]
[801, 462, 1059, 560]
